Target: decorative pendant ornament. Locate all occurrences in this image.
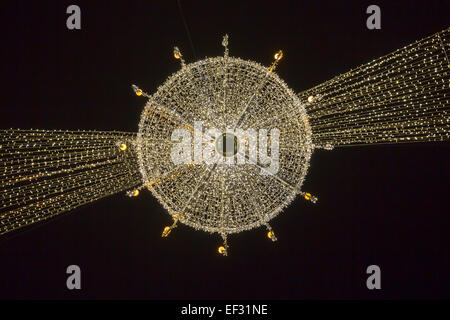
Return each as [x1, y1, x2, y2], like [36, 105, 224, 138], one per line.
[1, 29, 449, 255]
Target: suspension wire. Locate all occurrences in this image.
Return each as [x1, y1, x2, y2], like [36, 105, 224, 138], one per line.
[176, 0, 197, 60]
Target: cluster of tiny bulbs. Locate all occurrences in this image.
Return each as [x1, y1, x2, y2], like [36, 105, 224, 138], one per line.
[0, 130, 140, 235]
[134, 35, 314, 256]
[1, 29, 448, 256]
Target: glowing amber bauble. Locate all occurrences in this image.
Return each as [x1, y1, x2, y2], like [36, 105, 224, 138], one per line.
[119, 143, 127, 151]
[267, 231, 275, 239]
[218, 246, 226, 254]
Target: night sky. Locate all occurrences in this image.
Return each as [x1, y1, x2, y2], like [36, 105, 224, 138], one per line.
[0, 0, 449, 299]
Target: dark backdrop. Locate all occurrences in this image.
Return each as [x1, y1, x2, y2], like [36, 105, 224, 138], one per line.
[0, 0, 448, 299]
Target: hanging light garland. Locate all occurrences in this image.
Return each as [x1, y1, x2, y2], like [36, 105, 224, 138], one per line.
[0, 28, 449, 255]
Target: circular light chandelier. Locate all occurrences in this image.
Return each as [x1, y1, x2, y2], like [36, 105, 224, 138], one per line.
[1, 30, 449, 256]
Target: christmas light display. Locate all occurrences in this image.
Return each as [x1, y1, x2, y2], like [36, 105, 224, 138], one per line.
[1, 28, 449, 255]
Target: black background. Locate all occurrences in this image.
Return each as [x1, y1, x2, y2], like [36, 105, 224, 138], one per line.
[0, 0, 449, 299]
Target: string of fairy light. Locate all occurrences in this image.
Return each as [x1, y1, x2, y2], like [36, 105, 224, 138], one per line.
[299, 27, 449, 147]
[0, 28, 449, 255]
[134, 38, 314, 256]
